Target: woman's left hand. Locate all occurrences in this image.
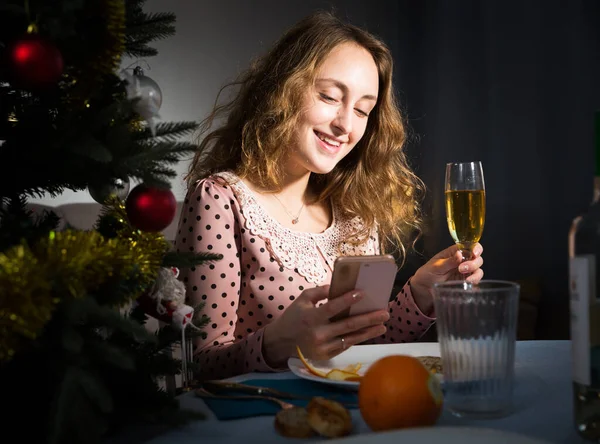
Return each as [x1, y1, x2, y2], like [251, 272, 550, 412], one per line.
[409, 243, 484, 314]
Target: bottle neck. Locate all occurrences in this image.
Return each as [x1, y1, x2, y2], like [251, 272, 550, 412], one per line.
[594, 176, 600, 203]
[594, 112, 600, 202]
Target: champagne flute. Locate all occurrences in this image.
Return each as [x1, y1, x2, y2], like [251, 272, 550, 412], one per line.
[445, 161, 486, 264]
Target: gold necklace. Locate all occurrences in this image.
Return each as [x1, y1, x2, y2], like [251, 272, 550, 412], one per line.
[272, 194, 305, 224]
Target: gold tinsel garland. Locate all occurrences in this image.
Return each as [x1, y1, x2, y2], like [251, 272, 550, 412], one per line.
[98, 0, 126, 76]
[0, 245, 55, 362]
[0, 200, 171, 363]
[99, 197, 172, 275]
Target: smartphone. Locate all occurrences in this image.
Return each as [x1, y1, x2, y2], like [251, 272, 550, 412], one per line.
[328, 254, 398, 322]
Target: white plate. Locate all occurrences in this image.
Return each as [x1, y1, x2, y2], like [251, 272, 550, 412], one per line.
[287, 343, 442, 390]
[324, 426, 552, 444]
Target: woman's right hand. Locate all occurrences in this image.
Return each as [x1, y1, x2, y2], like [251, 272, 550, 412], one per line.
[262, 285, 390, 367]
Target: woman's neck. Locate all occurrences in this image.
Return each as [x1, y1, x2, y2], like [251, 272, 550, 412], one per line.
[241, 169, 331, 232]
[275, 172, 311, 202]
[244, 167, 312, 203]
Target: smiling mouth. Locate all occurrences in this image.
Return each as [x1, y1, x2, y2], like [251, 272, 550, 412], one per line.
[314, 131, 343, 153]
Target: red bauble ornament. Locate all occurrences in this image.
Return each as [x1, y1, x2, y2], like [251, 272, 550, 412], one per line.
[7, 34, 64, 89]
[125, 184, 177, 232]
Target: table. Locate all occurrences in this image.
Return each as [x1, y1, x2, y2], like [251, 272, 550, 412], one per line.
[142, 340, 585, 443]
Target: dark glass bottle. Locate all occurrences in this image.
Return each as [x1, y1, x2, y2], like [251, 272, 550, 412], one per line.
[569, 111, 600, 441]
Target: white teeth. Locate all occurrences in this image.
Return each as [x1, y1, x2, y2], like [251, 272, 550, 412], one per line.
[316, 132, 341, 147]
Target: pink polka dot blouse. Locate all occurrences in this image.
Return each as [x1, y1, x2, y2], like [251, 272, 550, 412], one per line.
[174, 171, 436, 381]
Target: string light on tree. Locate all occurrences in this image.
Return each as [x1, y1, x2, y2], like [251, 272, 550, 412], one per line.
[125, 184, 177, 232]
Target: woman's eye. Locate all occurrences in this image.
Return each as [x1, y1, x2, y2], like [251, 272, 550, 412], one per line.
[355, 109, 369, 117]
[319, 93, 336, 102]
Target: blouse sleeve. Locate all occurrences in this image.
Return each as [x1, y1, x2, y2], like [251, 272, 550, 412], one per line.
[175, 178, 279, 380]
[379, 279, 436, 343]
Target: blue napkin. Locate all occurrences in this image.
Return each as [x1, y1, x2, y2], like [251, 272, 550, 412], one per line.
[200, 378, 359, 420]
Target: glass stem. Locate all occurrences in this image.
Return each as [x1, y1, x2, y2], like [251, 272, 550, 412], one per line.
[460, 248, 474, 262]
[459, 248, 473, 282]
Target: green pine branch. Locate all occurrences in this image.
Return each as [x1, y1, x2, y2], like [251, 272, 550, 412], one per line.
[130, 142, 198, 165]
[48, 366, 111, 444]
[126, 167, 177, 190]
[46, 292, 205, 442]
[125, 1, 176, 58]
[143, 350, 182, 377]
[162, 251, 224, 268]
[127, 9, 176, 34]
[191, 316, 210, 337]
[0, 196, 61, 250]
[94, 265, 156, 307]
[123, 44, 158, 58]
[134, 121, 199, 142]
[0, 124, 198, 201]
[126, 12, 177, 41]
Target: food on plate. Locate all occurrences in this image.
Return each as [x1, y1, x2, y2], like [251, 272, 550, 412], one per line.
[295, 346, 441, 383]
[296, 346, 363, 381]
[358, 355, 444, 432]
[274, 398, 352, 439]
[274, 406, 315, 438]
[325, 369, 362, 382]
[341, 362, 362, 374]
[306, 397, 353, 438]
[416, 355, 443, 374]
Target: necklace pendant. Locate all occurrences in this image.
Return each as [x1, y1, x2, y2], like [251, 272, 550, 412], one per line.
[292, 218, 299, 224]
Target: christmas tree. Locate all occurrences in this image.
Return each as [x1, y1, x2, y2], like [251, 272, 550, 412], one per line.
[0, 1, 219, 442]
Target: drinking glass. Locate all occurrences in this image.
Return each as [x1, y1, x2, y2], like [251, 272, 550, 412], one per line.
[433, 280, 520, 419]
[444, 161, 486, 262]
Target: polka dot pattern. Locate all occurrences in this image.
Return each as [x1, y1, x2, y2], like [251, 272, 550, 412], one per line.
[364, 279, 436, 345]
[174, 175, 435, 381]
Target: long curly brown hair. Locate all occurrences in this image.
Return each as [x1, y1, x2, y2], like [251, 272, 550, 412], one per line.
[186, 11, 425, 263]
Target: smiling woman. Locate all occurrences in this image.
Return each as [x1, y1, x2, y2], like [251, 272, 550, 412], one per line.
[175, 10, 485, 382]
[288, 43, 379, 176]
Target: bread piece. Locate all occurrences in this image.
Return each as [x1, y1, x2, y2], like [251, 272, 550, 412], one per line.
[306, 397, 353, 438]
[274, 406, 315, 438]
[417, 356, 443, 374]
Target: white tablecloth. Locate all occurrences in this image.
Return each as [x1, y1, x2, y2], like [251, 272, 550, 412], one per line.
[141, 340, 584, 444]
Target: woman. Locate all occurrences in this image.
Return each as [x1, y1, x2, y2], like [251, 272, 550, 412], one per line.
[175, 11, 484, 381]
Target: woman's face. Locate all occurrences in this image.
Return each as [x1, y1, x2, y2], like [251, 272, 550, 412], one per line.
[287, 42, 379, 177]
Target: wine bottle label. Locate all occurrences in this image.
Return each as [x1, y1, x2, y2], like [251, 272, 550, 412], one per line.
[570, 255, 596, 386]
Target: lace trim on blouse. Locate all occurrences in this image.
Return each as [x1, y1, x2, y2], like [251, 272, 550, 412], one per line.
[212, 171, 378, 284]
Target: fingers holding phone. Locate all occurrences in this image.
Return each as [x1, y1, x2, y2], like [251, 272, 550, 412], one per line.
[302, 255, 397, 359]
[263, 255, 398, 364]
[326, 255, 397, 353]
[264, 286, 378, 364]
[325, 308, 390, 355]
[303, 288, 389, 357]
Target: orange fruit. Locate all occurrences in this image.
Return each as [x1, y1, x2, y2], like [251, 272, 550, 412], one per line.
[358, 355, 443, 431]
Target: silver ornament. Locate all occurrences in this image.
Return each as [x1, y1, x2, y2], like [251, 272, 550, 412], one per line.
[123, 66, 162, 135]
[133, 66, 162, 109]
[88, 177, 131, 204]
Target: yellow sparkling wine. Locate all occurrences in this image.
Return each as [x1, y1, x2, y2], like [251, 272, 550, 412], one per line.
[445, 189, 486, 248]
